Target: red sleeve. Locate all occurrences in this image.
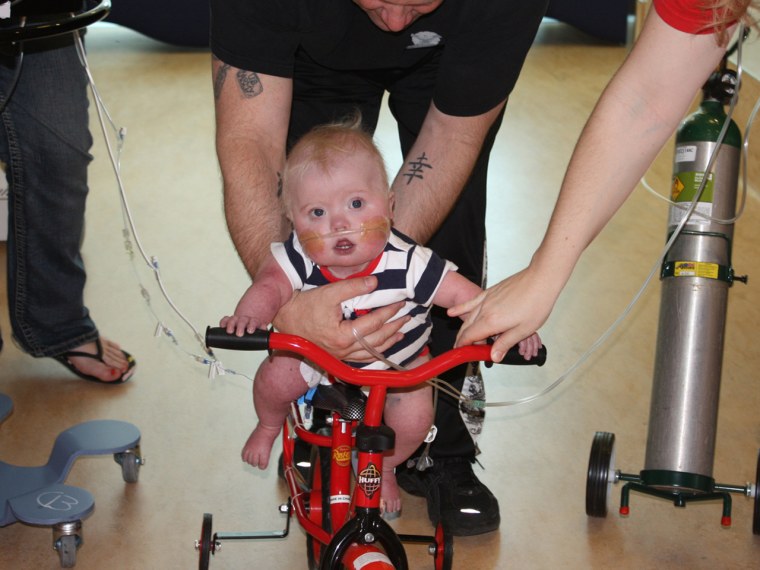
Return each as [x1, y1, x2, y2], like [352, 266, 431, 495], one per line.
[652, 0, 717, 34]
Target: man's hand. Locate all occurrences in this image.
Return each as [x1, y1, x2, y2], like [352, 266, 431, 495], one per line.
[448, 266, 557, 362]
[273, 276, 409, 361]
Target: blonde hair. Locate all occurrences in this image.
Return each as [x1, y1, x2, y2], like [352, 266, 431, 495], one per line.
[706, 0, 757, 44]
[282, 115, 390, 216]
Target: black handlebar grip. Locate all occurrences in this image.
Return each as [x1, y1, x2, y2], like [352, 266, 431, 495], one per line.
[496, 344, 547, 367]
[205, 326, 270, 351]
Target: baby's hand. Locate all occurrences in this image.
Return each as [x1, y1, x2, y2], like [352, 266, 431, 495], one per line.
[220, 315, 264, 337]
[517, 332, 542, 361]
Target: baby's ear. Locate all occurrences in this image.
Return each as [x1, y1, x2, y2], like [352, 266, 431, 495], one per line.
[388, 191, 395, 214]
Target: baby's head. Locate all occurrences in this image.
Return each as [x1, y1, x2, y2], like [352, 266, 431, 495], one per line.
[282, 117, 393, 277]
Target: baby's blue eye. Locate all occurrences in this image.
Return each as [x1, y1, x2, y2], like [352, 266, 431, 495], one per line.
[350, 199, 363, 209]
[311, 208, 325, 217]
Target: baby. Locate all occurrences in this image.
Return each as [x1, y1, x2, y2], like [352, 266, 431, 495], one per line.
[222, 118, 541, 513]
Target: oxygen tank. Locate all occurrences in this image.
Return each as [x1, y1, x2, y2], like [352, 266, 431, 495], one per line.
[642, 71, 743, 492]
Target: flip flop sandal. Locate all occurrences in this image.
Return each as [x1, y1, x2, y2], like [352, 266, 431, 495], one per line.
[53, 338, 136, 384]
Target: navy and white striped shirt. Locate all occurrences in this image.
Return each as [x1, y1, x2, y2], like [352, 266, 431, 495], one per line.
[271, 228, 456, 369]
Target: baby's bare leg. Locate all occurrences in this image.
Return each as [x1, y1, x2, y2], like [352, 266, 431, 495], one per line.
[381, 356, 434, 513]
[242, 354, 308, 470]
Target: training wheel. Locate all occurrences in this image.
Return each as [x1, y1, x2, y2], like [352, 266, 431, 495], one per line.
[197, 513, 215, 570]
[753, 448, 760, 536]
[433, 522, 453, 570]
[586, 431, 617, 518]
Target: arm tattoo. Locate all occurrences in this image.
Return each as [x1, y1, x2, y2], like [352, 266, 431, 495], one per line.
[237, 69, 264, 98]
[276, 172, 283, 198]
[213, 58, 230, 100]
[212, 55, 264, 100]
[403, 152, 433, 185]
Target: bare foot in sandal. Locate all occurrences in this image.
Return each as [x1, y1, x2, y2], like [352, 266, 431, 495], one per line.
[54, 337, 136, 384]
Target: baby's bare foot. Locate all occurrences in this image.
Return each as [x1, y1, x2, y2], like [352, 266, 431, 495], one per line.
[241, 424, 281, 469]
[381, 470, 402, 515]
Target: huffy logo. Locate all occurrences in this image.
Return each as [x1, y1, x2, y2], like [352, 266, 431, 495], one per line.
[357, 463, 382, 499]
[333, 445, 351, 468]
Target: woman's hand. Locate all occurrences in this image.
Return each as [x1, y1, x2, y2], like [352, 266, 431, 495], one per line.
[449, 265, 558, 362]
[273, 276, 408, 361]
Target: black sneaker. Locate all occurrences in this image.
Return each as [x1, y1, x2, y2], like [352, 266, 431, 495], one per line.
[397, 458, 500, 536]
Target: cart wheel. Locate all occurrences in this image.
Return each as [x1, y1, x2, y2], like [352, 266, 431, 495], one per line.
[305, 445, 332, 570]
[433, 522, 453, 570]
[753, 449, 760, 535]
[197, 513, 214, 570]
[114, 450, 141, 483]
[55, 534, 80, 568]
[586, 431, 616, 518]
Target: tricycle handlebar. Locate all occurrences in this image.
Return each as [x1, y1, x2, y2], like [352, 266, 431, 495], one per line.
[206, 327, 546, 389]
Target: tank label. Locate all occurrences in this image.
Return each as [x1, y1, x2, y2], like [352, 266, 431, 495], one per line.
[671, 171, 714, 202]
[673, 261, 719, 279]
[675, 145, 697, 163]
[669, 171, 714, 227]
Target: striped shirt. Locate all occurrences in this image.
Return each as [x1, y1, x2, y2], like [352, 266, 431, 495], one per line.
[271, 228, 457, 369]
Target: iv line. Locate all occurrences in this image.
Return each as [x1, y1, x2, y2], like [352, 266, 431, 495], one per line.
[69, 23, 751, 396]
[73, 32, 250, 380]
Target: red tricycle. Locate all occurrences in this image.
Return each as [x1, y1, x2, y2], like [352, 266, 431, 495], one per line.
[197, 327, 546, 569]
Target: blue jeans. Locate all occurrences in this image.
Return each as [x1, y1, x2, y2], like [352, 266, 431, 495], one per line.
[1, 34, 98, 357]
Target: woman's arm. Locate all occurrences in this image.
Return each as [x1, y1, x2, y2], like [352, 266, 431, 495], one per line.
[451, 8, 734, 361]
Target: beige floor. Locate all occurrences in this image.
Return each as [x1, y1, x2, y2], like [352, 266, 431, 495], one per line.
[1, 21, 759, 570]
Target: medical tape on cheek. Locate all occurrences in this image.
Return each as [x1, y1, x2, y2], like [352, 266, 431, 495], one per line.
[356, 217, 391, 242]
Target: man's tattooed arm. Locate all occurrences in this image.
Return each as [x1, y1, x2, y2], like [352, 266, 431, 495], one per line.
[212, 55, 264, 100]
[403, 151, 433, 185]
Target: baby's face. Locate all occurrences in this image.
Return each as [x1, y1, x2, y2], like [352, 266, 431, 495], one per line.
[289, 151, 392, 278]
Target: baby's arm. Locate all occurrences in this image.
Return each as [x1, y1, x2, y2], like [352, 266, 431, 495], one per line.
[431, 271, 482, 312]
[433, 272, 542, 360]
[221, 254, 294, 336]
